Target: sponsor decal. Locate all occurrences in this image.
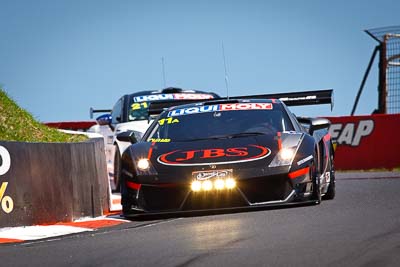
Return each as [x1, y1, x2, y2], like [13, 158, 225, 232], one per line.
[133, 93, 215, 102]
[0, 146, 14, 214]
[158, 117, 179, 125]
[192, 169, 233, 180]
[0, 146, 11, 176]
[131, 102, 148, 110]
[329, 120, 374, 146]
[149, 138, 171, 143]
[279, 95, 316, 102]
[297, 155, 313, 166]
[157, 145, 271, 166]
[168, 103, 273, 117]
[325, 172, 331, 183]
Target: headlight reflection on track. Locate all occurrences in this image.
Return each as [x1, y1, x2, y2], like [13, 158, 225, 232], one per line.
[191, 178, 237, 192]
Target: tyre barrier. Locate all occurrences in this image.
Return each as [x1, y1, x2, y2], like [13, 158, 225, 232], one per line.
[0, 138, 109, 228]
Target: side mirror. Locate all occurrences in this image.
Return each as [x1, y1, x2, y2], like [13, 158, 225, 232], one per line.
[96, 114, 112, 126]
[116, 131, 138, 144]
[309, 118, 331, 135]
[297, 117, 330, 135]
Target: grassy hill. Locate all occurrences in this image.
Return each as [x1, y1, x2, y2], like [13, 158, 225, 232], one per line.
[0, 88, 86, 142]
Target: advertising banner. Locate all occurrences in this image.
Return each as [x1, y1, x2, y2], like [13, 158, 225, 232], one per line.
[0, 139, 109, 227]
[328, 114, 400, 170]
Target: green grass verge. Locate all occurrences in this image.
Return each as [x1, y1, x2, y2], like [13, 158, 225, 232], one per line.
[0, 88, 86, 142]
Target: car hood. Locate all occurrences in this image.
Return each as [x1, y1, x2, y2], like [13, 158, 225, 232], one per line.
[128, 133, 303, 184]
[115, 120, 153, 136]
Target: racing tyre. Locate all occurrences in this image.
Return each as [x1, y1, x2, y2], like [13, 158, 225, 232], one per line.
[311, 154, 321, 204]
[323, 156, 336, 200]
[114, 145, 121, 192]
[121, 197, 132, 215]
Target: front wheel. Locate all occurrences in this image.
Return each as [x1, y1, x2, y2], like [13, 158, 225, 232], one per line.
[323, 156, 336, 200]
[311, 156, 321, 204]
[113, 145, 121, 192]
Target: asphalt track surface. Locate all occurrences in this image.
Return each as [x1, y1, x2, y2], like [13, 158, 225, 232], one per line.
[1, 172, 400, 267]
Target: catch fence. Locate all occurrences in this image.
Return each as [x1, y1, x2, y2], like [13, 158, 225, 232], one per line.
[366, 26, 400, 114]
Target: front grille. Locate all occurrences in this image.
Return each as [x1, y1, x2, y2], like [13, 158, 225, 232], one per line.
[238, 175, 292, 204]
[140, 185, 189, 211]
[182, 190, 248, 210]
[139, 175, 292, 212]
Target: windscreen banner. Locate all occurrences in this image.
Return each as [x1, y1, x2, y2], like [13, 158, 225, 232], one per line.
[327, 114, 400, 170]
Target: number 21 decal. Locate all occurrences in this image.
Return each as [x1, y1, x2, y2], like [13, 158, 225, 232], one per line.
[131, 102, 148, 110]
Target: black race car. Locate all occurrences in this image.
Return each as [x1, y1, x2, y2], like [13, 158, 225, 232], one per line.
[118, 90, 335, 216]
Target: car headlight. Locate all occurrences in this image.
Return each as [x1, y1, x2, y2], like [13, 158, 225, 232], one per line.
[269, 147, 296, 167]
[202, 180, 213, 191]
[134, 157, 158, 176]
[191, 181, 202, 192]
[225, 178, 237, 189]
[190, 178, 237, 192]
[137, 158, 150, 170]
[280, 148, 295, 161]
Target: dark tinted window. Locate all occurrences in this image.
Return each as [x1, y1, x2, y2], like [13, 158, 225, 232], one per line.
[128, 101, 149, 121]
[111, 98, 123, 126]
[147, 103, 294, 142]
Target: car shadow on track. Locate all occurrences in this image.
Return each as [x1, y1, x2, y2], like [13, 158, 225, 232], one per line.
[121, 201, 317, 222]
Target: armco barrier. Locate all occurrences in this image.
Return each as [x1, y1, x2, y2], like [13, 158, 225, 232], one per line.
[328, 114, 400, 170]
[0, 138, 109, 228]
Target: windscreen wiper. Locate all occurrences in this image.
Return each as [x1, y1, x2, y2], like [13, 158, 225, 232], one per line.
[178, 132, 265, 142]
[226, 132, 266, 138]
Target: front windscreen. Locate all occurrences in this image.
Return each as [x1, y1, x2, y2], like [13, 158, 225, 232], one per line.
[128, 101, 150, 121]
[147, 102, 294, 142]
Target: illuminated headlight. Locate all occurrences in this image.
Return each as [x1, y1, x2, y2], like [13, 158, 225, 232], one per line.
[225, 178, 236, 189]
[269, 147, 297, 167]
[191, 178, 237, 191]
[280, 148, 295, 160]
[191, 181, 202, 192]
[214, 179, 225, 190]
[137, 158, 150, 170]
[202, 180, 213, 191]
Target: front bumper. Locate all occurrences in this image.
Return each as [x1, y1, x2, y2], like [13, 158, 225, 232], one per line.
[122, 173, 305, 216]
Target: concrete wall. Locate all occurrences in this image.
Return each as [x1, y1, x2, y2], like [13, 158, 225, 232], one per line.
[0, 138, 109, 227]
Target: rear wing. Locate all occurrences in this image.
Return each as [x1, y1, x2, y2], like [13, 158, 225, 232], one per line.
[148, 89, 334, 116]
[229, 89, 333, 108]
[89, 107, 112, 119]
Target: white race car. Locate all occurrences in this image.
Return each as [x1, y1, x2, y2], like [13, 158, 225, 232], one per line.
[90, 87, 220, 191]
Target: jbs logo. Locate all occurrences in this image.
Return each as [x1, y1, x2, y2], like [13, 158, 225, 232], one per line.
[157, 145, 271, 166]
[329, 120, 374, 147]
